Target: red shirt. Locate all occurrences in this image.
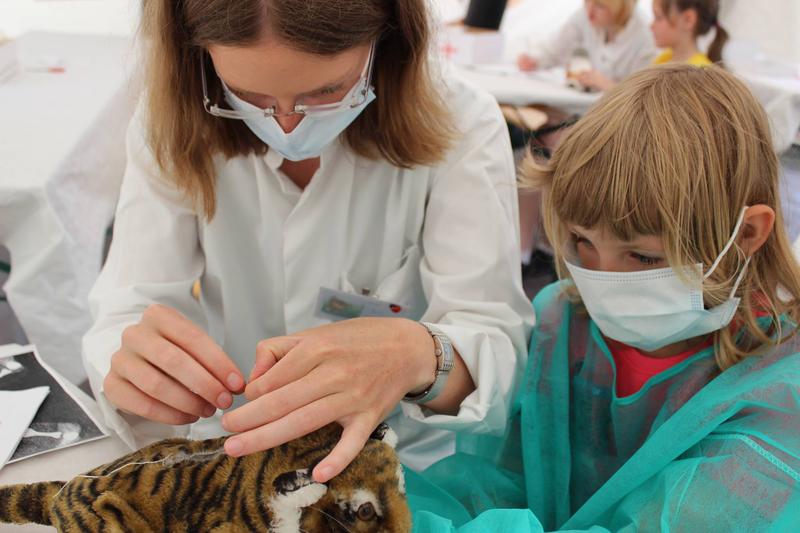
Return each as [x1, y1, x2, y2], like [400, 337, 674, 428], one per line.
[605, 295, 769, 397]
[606, 338, 713, 397]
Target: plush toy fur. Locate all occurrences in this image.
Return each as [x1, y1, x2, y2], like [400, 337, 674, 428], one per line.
[0, 423, 411, 532]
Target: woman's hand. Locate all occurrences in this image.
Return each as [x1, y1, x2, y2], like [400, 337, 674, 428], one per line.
[576, 69, 615, 91]
[221, 317, 439, 483]
[517, 53, 539, 72]
[104, 304, 245, 425]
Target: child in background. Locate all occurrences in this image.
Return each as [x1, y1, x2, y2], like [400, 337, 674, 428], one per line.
[651, 0, 728, 65]
[516, 0, 657, 267]
[517, 0, 657, 91]
[408, 64, 800, 531]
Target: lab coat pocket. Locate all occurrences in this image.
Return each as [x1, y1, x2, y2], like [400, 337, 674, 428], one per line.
[338, 245, 427, 321]
[372, 245, 427, 320]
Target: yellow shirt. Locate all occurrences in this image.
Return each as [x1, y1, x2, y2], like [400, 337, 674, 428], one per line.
[654, 49, 713, 66]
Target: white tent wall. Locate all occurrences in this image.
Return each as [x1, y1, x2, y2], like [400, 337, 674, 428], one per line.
[0, 0, 139, 37]
[722, 0, 800, 64]
[2, 1, 797, 62]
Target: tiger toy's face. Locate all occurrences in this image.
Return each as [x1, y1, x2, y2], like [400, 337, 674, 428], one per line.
[269, 432, 410, 533]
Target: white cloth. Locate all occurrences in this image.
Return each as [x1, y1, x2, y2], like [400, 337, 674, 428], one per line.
[82, 73, 535, 471]
[0, 32, 137, 385]
[529, 8, 657, 83]
[734, 71, 800, 154]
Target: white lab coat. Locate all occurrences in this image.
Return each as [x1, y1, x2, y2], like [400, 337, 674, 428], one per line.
[532, 8, 658, 82]
[82, 72, 535, 471]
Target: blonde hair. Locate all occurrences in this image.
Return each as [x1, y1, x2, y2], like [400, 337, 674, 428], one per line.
[524, 64, 800, 370]
[140, 0, 455, 219]
[592, 0, 637, 26]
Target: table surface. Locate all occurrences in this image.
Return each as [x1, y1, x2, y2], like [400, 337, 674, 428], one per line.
[456, 64, 600, 114]
[0, 32, 134, 191]
[456, 60, 800, 153]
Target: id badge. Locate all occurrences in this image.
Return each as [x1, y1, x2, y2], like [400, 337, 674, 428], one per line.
[314, 287, 414, 321]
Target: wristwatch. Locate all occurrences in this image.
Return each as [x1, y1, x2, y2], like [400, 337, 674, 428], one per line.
[403, 322, 455, 404]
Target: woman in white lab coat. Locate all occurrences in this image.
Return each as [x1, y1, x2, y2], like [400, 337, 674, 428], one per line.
[82, 0, 534, 482]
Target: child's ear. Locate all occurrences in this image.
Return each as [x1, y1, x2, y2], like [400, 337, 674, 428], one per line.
[739, 205, 776, 256]
[679, 7, 699, 33]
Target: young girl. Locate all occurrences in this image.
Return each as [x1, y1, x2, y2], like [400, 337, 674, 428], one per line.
[651, 0, 729, 65]
[517, 0, 657, 91]
[408, 64, 800, 530]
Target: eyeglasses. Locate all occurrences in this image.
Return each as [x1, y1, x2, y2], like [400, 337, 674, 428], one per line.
[201, 41, 376, 119]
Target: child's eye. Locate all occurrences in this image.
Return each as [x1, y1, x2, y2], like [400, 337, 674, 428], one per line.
[571, 233, 593, 248]
[631, 252, 662, 266]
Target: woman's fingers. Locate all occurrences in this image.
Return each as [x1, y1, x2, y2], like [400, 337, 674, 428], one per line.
[104, 304, 245, 425]
[248, 336, 302, 382]
[225, 367, 340, 432]
[103, 372, 200, 426]
[225, 393, 379, 484]
[224, 394, 349, 457]
[141, 304, 245, 393]
[244, 337, 315, 400]
[124, 327, 233, 410]
[312, 418, 375, 483]
[112, 350, 215, 418]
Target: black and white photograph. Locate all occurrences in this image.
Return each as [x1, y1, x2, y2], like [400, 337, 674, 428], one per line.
[0, 348, 106, 463]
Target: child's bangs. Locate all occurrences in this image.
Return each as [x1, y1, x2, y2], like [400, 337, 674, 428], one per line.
[548, 126, 668, 244]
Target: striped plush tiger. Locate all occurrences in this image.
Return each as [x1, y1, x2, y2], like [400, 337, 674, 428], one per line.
[0, 423, 410, 532]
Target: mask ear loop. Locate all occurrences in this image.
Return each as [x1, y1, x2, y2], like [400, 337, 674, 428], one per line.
[727, 255, 752, 299]
[704, 206, 749, 280]
[701, 206, 752, 300]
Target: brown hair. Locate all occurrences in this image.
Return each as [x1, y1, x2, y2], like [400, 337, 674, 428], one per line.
[524, 64, 800, 370]
[658, 0, 729, 63]
[140, 0, 455, 219]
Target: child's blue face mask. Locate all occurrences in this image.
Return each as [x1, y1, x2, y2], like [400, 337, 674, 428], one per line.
[565, 207, 751, 352]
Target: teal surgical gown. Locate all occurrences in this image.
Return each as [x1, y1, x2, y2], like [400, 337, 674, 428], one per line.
[409, 282, 800, 532]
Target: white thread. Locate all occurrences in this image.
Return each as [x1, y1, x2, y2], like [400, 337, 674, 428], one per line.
[162, 448, 225, 467]
[53, 447, 226, 499]
[54, 458, 169, 499]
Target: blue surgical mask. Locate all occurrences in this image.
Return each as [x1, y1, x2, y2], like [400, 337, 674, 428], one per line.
[565, 207, 751, 352]
[222, 81, 376, 162]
